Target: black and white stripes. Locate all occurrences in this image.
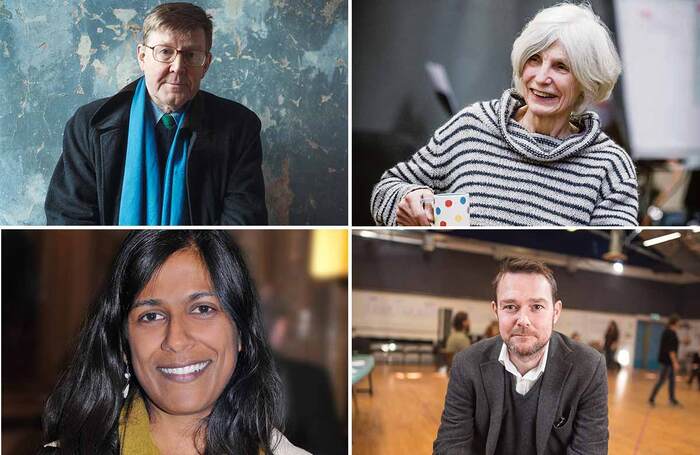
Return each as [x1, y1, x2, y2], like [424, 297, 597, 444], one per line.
[370, 89, 638, 226]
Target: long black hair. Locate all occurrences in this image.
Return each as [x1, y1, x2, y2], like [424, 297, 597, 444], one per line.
[40, 230, 282, 454]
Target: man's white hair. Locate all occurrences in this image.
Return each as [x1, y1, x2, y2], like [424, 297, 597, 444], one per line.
[511, 2, 622, 114]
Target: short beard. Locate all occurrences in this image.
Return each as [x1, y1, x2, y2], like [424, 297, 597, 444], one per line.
[501, 314, 557, 361]
[506, 336, 548, 360]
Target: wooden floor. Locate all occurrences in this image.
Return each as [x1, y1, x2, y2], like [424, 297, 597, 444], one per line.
[352, 364, 700, 455]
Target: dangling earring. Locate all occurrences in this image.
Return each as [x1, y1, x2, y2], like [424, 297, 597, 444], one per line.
[122, 367, 131, 399]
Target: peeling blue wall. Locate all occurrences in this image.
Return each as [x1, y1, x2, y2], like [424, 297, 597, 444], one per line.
[0, 0, 347, 225]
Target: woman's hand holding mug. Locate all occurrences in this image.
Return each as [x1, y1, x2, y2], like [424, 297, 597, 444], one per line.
[397, 189, 434, 226]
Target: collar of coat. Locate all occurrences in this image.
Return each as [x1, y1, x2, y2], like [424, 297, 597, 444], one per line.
[89, 78, 207, 133]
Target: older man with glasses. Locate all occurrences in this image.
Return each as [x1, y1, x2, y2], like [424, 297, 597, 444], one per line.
[45, 2, 267, 225]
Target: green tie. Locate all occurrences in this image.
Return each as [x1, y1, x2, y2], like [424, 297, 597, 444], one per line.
[161, 113, 175, 130]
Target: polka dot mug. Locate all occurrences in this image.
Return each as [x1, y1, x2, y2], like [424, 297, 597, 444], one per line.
[421, 193, 470, 227]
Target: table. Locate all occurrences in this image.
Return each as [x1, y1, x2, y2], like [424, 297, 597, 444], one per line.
[352, 355, 375, 411]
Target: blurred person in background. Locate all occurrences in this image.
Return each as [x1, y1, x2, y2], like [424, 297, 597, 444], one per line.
[649, 314, 682, 407]
[371, 2, 637, 227]
[264, 302, 346, 455]
[484, 320, 500, 339]
[446, 311, 472, 354]
[603, 320, 620, 371]
[688, 352, 700, 390]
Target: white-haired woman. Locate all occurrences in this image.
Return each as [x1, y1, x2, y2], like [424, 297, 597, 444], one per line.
[371, 2, 638, 226]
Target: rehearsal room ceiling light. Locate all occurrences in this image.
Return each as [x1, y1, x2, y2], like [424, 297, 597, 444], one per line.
[353, 230, 698, 283]
[643, 232, 681, 247]
[612, 261, 624, 274]
[358, 230, 379, 239]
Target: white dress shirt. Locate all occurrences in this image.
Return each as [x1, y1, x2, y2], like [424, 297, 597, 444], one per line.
[498, 340, 550, 395]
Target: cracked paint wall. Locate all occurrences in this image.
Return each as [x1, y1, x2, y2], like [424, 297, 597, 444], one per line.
[0, 0, 347, 225]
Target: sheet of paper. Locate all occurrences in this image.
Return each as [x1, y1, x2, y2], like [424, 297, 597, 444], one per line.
[614, 0, 700, 161]
[425, 61, 458, 115]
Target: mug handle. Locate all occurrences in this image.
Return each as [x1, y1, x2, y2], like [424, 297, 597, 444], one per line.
[420, 195, 436, 226]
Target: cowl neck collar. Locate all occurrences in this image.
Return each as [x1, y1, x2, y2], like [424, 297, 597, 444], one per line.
[497, 89, 601, 163]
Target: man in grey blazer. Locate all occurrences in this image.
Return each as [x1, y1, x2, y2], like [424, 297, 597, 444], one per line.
[434, 258, 608, 455]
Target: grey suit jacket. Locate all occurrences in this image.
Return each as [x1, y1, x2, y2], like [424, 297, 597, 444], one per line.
[433, 332, 608, 455]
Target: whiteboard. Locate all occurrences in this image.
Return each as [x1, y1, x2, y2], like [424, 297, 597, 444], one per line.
[352, 290, 496, 341]
[352, 289, 661, 364]
[614, 0, 700, 161]
[353, 289, 700, 368]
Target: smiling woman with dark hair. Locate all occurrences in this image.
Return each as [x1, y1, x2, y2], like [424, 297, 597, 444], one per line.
[40, 231, 307, 454]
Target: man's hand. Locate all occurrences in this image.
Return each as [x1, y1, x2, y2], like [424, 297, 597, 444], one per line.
[670, 352, 680, 373]
[397, 189, 434, 226]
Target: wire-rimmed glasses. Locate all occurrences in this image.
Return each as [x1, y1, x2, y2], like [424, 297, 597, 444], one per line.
[143, 44, 207, 67]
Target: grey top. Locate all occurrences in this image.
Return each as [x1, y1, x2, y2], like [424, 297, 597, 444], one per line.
[371, 89, 638, 226]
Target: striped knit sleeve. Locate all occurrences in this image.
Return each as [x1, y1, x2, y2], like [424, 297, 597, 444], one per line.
[369, 139, 437, 226]
[590, 149, 639, 226]
[369, 106, 481, 225]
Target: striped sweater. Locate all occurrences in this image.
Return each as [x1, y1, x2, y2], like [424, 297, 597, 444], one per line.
[370, 89, 639, 226]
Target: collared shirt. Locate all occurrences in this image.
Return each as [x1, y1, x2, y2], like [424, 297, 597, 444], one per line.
[498, 340, 550, 395]
[148, 98, 185, 127]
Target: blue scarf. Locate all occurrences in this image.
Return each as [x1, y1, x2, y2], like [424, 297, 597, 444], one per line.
[118, 77, 189, 225]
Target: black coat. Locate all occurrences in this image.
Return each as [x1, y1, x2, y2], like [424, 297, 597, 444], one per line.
[45, 79, 268, 225]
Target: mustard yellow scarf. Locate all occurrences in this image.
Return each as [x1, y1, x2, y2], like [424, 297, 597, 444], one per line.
[119, 395, 160, 455]
[118, 395, 266, 454]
